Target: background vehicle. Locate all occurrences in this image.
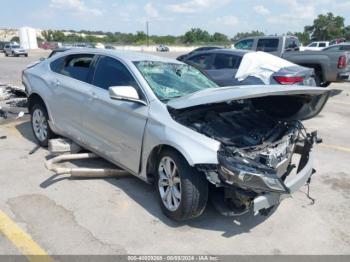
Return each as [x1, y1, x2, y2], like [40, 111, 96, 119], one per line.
[234, 36, 350, 86]
[329, 38, 346, 46]
[322, 43, 350, 51]
[3, 43, 28, 57]
[23, 49, 330, 221]
[301, 41, 329, 51]
[156, 45, 169, 52]
[177, 46, 222, 61]
[180, 49, 316, 87]
[0, 41, 10, 52]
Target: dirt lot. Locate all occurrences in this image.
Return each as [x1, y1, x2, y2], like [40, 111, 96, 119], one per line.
[0, 50, 350, 256]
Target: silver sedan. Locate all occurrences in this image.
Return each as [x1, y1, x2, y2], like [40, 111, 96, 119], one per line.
[23, 49, 330, 221]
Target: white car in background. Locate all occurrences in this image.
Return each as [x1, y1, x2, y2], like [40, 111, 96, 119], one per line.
[301, 41, 329, 51]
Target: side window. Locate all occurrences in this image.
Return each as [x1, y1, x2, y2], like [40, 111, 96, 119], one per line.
[319, 43, 326, 48]
[257, 39, 279, 52]
[235, 39, 254, 50]
[309, 42, 317, 47]
[212, 54, 241, 69]
[340, 45, 350, 51]
[50, 56, 65, 73]
[92, 56, 139, 91]
[186, 54, 213, 70]
[61, 54, 94, 82]
[285, 38, 299, 50]
[4, 44, 9, 48]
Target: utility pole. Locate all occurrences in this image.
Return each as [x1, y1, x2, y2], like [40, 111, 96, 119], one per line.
[146, 21, 149, 47]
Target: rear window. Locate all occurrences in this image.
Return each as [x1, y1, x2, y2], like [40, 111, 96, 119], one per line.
[257, 39, 279, 52]
[212, 54, 241, 69]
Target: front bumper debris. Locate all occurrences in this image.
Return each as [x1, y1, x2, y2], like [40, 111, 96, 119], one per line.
[253, 150, 314, 213]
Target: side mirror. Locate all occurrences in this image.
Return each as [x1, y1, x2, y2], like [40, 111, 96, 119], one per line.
[109, 86, 146, 105]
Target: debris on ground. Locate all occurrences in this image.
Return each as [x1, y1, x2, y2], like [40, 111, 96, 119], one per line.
[0, 83, 28, 122]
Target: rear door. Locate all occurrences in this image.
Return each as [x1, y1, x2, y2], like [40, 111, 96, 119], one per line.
[49, 53, 95, 140]
[205, 53, 242, 86]
[83, 55, 149, 174]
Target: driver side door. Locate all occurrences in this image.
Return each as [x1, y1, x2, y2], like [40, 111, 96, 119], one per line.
[82, 55, 149, 174]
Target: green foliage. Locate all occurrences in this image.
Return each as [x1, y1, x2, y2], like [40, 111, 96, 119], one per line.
[183, 28, 211, 43]
[305, 12, 345, 41]
[292, 32, 310, 45]
[232, 31, 265, 42]
[10, 36, 20, 42]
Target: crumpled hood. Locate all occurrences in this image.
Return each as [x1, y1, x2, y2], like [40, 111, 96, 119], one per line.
[167, 85, 331, 120]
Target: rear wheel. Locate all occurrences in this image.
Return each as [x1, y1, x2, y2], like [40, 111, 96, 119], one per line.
[30, 103, 54, 146]
[155, 148, 208, 221]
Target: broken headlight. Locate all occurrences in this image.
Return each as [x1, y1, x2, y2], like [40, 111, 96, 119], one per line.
[218, 156, 289, 194]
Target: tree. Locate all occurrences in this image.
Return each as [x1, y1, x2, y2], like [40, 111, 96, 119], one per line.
[10, 36, 20, 42]
[293, 32, 310, 45]
[305, 12, 345, 41]
[211, 32, 229, 43]
[183, 28, 211, 44]
[232, 30, 264, 42]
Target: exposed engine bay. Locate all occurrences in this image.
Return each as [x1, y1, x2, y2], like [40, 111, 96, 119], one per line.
[170, 97, 320, 216]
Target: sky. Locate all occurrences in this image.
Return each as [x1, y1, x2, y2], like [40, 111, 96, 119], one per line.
[1, 0, 350, 37]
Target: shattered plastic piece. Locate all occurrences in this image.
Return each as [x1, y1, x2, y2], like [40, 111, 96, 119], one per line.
[235, 51, 296, 84]
[16, 111, 25, 119]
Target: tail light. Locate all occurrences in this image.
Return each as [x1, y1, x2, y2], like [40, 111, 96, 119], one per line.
[338, 55, 347, 69]
[274, 76, 304, 85]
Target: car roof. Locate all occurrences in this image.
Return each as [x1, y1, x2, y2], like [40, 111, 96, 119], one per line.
[187, 48, 250, 57]
[56, 48, 180, 63]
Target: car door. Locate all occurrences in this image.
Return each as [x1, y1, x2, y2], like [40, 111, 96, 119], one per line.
[205, 53, 242, 86]
[82, 55, 149, 174]
[48, 53, 95, 140]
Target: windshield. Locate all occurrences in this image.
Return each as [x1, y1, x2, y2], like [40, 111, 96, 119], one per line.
[134, 61, 218, 101]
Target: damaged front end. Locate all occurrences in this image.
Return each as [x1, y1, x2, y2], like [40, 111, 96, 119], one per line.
[170, 90, 328, 216]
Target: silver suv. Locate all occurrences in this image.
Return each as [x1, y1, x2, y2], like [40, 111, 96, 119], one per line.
[4, 43, 28, 57]
[23, 49, 330, 221]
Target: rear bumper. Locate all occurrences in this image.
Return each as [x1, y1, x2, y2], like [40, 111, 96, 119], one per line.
[253, 150, 314, 213]
[337, 72, 350, 81]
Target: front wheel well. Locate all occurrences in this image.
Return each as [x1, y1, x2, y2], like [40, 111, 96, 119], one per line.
[28, 93, 46, 114]
[146, 145, 189, 184]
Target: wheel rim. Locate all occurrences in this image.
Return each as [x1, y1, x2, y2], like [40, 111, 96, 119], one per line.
[32, 108, 48, 142]
[158, 156, 181, 211]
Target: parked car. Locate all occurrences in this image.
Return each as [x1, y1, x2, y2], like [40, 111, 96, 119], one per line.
[322, 43, 350, 51]
[180, 49, 316, 87]
[301, 41, 329, 51]
[177, 46, 222, 61]
[3, 43, 28, 57]
[156, 45, 169, 52]
[0, 41, 10, 52]
[23, 49, 330, 221]
[329, 38, 346, 46]
[234, 36, 350, 87]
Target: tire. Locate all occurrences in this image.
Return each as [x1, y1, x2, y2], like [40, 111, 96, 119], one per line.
[25, 54, 28, 57]
[30, 103, 54, 147]
[5, 53, 8, 57]
[155, 148, 208, 221]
